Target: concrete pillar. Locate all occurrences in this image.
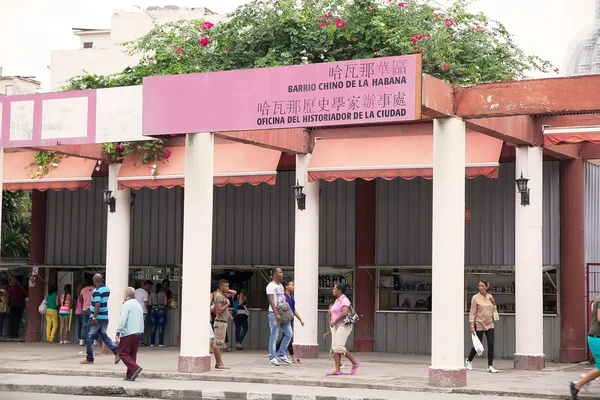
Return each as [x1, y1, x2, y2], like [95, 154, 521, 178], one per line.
[514, 146, 546, 370]
[429, 117, 466, 388]
[292, 153, 319, 358]
[26, 190, 48, 342]
[105, 163, 131, 340]
[178, 133, 213, 372]
[354, 179, 376, 352]
[559, 159, 586, 362]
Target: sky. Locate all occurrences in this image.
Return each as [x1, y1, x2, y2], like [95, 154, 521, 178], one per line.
[0, 0, 594, 90]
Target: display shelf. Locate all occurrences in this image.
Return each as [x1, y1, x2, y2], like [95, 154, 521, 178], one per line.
[376, 267, 432, 311]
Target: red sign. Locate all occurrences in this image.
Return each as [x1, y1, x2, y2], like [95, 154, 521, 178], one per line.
[142, 55, 422, 135]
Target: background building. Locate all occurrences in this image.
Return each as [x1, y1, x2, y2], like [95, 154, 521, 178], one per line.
[49, 6, 221, 90]
[0, 70, 40, 95]
[566, 0, 600, 75]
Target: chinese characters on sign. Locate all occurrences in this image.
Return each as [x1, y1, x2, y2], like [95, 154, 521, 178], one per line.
[256, 58, 416, 128]
[142, 54, 421, 135]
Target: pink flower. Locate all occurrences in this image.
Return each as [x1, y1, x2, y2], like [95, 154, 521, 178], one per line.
[371, 5, 376, 10]
[442, 62, 451, 71]
[554, 68, 559, 74]
[176, 47, 185, 55]
[449, 34, 454, 38]
[433, 13, 440, 20]
[199, 37, 211, 47]
[318, 22, 327, 27]
[398, 2, 408, 7]
[201, 21, 214, 31]
[411, 37, 417, 44]
[335, 18, 346, 29]
[162, 149, 172, 160]
[445, 18, 454, 27]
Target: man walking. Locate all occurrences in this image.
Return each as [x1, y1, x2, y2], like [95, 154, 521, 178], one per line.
[266, 267, 293, 366]
[116, 287, 144, 381]
[80, 274, 119, 365]
[570, 294, 600, 399]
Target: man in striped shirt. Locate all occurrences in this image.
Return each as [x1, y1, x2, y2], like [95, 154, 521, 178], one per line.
[80, 274, 120, 365]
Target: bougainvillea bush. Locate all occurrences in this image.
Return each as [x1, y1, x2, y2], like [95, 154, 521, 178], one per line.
[66, 0, 552, 91]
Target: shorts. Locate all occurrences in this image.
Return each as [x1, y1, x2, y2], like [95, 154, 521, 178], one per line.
[59, 313, 70, 318]
[213, 321, 227, 347]
[589, 336, 600, 369]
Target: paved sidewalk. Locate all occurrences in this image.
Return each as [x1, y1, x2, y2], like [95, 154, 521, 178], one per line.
[0, 343, 597, 399]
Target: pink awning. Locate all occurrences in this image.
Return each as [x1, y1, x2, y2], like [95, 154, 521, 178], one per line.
[117, 143, 281, 190]
[543, 126, 600, 145]
[307, 132, 503, 182]
[3, 151, 96, 191]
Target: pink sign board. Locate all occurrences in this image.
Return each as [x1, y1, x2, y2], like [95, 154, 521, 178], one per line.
[0, 90, 97, 147]
[142, 54, 422, 135]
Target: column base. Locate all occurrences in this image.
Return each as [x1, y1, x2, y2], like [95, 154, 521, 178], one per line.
[354, 338, 374, 352]
[428, 367, 467, 387]
[560, 347, 587, 363]
[178, 355, 211, 373]
[293, 344, 319, 359]
[25, 330, 42, 343]
[514, 354, 546, 370]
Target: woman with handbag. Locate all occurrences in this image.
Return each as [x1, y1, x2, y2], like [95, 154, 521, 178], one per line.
[466, 280, 498, 373]
[276, 280, 305, 363]
[327, 283, 359, 376]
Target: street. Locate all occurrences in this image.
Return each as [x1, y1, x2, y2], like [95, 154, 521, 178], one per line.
[2, 392, 555, 400]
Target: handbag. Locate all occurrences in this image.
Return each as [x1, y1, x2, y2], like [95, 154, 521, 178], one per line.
[276, 302, 294, 323]
[38, 299, 47, 314]
[236, 305, 249, 318]
[343, 304, 359, 325]
[471, 333, 484, 355]
[493, 306, 500, 321]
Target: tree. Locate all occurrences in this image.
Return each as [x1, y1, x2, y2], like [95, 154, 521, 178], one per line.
[66, 0, 552, 92]
[1, 191, 31, 258]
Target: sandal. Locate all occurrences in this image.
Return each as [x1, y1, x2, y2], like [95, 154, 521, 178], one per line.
[326, 371, 342, 376]
[215, 364, 230, 369]
[294, 358, 301, 364]
[350, 362, 360, 375]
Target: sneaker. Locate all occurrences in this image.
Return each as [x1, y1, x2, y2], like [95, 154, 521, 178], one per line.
[60, 341, 64, 344]
[570, 381, 580, 400]
[94, 340, 100, 346]
[487, 366, 498, 373]
[78, 340, 84, 346]
[465, 359, 473, 371]
[277, 355, 292, 364]
[269, 358, 280, 366]
[159, 344, 165, 347]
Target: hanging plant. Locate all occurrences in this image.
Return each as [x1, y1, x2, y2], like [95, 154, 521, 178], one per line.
[102, 140, 172, 177]
[27, 151, 63, 179]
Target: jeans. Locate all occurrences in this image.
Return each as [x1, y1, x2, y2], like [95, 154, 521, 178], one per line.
[86, 319, 117, 362]
[0, 312, 6, 336]
[76, 313, 83, 341]
[9, 307, 24, 338]
[468, 328, 495, 366]
[234, 315, 249, 344]
[268, 313, 292, 360]
[150, 308, 166, 345]
[276, 321, 294, 356]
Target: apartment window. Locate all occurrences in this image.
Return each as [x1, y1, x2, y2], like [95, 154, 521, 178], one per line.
[83, 42, 93, 49]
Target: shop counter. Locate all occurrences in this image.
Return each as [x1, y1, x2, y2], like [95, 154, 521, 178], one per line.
[374, 310, 560, 361]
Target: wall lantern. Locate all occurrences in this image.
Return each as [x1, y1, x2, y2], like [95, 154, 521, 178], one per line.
[292, 180, 306, 211]
[102, 189, 116, 213]
[515, 172, 530, 206]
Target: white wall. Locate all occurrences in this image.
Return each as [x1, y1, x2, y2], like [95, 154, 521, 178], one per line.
[0, 78, 40, 95]
[50, 7, 223, 91]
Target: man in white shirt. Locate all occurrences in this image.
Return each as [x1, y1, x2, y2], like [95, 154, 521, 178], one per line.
[134, 281, 152, 346]
[266, 267, 293, 366]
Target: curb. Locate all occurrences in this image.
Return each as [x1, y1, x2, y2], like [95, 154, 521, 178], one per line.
[0, 384, 392, 400]
[3, 381, 600, 400]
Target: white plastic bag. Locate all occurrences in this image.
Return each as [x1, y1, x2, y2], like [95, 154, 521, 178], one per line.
[38, 299, 47, 315]
[471, 333, 484, 355]
[208, 323, 214, 339]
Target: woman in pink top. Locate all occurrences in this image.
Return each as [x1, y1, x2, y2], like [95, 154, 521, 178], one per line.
[74, 283, 84, 345]
[326, 283, 359, 376]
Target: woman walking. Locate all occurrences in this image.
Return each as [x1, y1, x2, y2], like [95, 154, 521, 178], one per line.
[276, 280, 305, 363]
[327, 283, 359, 376]
[148, 283, 167, 347]
[58, 284, 72, 344]
[466, 280, 498, 373]
[45, 285, 59, 343]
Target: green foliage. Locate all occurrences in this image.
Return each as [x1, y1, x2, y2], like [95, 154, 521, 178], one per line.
[103, 141, 172, 176]
[30, 151, 63, 179]
[65, 0, 552, 91]
[1, 191, 31, 258]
